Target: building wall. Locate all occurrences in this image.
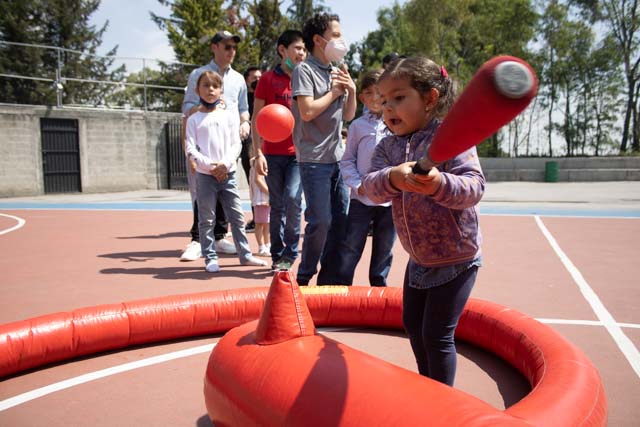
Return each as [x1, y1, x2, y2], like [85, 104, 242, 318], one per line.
[0, 104, 178, 197]
[1, 104, 639, 197]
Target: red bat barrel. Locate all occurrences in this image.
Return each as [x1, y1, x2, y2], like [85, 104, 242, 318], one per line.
[414, 56, 537, 173]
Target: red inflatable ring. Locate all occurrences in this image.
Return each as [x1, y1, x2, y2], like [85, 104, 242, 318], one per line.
[0, 273, 606, 426]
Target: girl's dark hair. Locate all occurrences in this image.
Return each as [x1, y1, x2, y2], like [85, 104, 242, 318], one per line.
[197, 70, 223, 88]
[302, 13, 340, 52]
[358, 69, 383, 93]
[379, 56, 457, 119]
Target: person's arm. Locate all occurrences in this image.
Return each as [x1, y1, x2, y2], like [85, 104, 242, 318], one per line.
[238, 81, 251, 139]
[222, 112, 242, 171]
[361, 138, 403, 204]
[296, 89, 344, 122]
[185, 115, 211, 169]
[292, 62, 344, 123]
[181, 69, 201, 117]
[339, 121, 362, 193]
[255, 172, 269, 194]
[333, 64, 357, 121]
[251, 97, 268, 176]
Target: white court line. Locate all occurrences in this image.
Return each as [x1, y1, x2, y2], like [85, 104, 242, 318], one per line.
[0, 327, 349, 412]
[535, 215, 640, 378]
[0, 213, 26, 235]
[0, 343, 215, 412]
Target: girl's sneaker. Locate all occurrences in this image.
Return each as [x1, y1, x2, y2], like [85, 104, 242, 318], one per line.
[257, 245, 270, 257]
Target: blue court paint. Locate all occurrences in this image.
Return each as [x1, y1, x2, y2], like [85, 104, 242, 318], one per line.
[0, 202, 638, 218]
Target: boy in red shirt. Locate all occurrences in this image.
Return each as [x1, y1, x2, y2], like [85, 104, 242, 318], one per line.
[251, 30, 306, 271]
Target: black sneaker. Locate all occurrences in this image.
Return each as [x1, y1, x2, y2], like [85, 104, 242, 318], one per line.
[246, 220, 255, 232]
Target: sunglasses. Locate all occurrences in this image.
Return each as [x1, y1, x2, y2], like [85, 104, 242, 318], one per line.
[224, 44, 238, 51]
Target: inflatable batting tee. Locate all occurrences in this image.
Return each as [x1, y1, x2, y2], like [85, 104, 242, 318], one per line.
[202, 273, 607, 426]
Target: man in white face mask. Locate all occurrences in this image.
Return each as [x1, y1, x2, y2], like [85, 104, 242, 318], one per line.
[291, 13, 357, 286]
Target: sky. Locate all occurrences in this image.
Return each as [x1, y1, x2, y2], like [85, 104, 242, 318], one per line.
[90, 0, 406, 70]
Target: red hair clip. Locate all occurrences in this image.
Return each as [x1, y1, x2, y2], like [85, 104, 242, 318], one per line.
[440, 66, 448, 78]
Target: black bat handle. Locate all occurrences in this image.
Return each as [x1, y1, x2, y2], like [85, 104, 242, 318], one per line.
[411, 155, 438, 175]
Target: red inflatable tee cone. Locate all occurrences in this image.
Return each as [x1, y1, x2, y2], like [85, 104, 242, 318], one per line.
[255, 270, 316, 344]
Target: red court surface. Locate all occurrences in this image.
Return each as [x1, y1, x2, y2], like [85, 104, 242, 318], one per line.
[1, 207, 639, 426]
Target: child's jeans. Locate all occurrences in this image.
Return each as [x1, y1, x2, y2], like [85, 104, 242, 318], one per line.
[196, 172, 252, 263]
[337, 200, 395, 286]
[402, 265, 478, 386]
[297, 162, 349, 285]
[265, 155, 303, 264]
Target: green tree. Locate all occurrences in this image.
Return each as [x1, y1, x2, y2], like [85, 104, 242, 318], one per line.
[247, 0, 290, 69]
[348, 3, 415, 76]
[286, 0, 327, 29]
[151, 0, 227, 66]
[0, 0, 122, 106]
[598, 0, 640, 153]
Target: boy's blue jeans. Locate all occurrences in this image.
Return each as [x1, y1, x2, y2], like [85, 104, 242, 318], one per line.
[337, 199, 395, 286]
[297, 162, 349, 285]
[196, 172, 252, 263]
[265, 155, 303, 264]
[402, 265, 478, 386]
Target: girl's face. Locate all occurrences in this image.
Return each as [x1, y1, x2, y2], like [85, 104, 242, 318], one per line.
[198, 78, 222, 103]
[378, 77, 435, 136]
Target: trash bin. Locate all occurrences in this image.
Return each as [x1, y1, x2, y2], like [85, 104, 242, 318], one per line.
[544, 161, 559, 182]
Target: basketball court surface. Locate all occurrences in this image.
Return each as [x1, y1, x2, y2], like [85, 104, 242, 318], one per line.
[1, 182, 639, 426]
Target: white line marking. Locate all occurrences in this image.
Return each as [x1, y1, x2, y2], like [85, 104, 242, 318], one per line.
[0, 343, 215, 412]
[536, 318, 640, 328]
[0, 213, 26, 235]
[535, 215, 640, 378]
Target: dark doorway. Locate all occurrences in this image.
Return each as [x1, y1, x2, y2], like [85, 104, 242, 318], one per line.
[40, 118, 81, 193]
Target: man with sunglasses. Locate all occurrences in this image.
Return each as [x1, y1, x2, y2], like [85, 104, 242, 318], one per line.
[179, 30, 251, 262]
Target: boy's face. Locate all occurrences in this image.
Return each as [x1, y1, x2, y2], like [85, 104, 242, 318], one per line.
[314, 20, 342, 53]
[281, 39, 306, 66]
[359, 85, 382, 114]
[198, 78, 222, 103]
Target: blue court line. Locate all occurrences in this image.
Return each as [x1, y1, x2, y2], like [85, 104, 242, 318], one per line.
[0, 202, 638, 218]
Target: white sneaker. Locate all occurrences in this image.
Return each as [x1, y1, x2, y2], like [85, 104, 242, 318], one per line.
[205, 260, 220, 273]
[215, 238, 237, 255]
[241, 256, 268, 267]
[180, 241, 201, 261]
[257, 245, 270, 257]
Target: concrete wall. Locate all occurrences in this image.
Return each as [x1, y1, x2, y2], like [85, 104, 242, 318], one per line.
[0, 104, 178, 197]
[1, 104, 640, 197]
[480, 157, 640, 182]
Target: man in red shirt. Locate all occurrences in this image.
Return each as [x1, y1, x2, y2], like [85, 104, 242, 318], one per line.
[252, 30, 306, 271]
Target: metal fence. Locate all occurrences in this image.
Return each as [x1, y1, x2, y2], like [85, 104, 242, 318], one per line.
[0, 40, 197, 111]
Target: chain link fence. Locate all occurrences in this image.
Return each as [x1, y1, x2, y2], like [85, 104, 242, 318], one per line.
[0, 40, 197, 112]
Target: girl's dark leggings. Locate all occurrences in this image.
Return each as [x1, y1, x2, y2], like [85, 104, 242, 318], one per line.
[402, 266, 478, 386]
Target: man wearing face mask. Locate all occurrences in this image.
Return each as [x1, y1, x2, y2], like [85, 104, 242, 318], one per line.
[241, 66, 262, 232]
[252, 29, 306, 272]
[291, 13, 357, 286]
[179, 30, 250, 262]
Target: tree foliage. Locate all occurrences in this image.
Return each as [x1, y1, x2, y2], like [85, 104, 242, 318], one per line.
[0, 0, 123, 106]
[1, 0, 638, 155]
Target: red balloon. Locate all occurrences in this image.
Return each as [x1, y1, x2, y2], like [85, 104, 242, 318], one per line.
[255, 104, 295, 143]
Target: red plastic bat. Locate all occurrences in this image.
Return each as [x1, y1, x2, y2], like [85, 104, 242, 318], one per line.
[412, 55, 538, 174]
